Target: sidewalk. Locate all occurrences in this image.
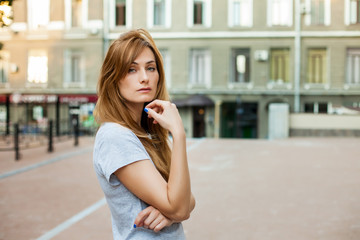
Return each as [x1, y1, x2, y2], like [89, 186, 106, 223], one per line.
[1, 137, 360, 240]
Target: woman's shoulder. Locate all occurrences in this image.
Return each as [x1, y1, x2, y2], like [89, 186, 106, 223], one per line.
[96, 122, 138, 143]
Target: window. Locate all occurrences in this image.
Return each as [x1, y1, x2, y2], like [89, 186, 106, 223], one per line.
[116, 0, 126, 26]
[0, 51, 9, 84]
[346, 49, 360, 84]
[27, 0, 50, 29]
[64, 50, 85, 87]
[65, 0, 88, 28]
[228, 0, 252, 27]
[270, 49, 290, 83]
[304, 0, 330, 25]
[350, 0, 360, 24]
[304, 102, 328, 113]
[27, 50, 48, 84]
[111, 0, 132, 28]
[231, 49, 250, 83]
[159, 49, 171, 87]
[72, 0, 83, 27]
[307, 49, 327, 84]
[189, 49, 211, 87]
[187, 0, 211, 27]
[267, 0, 292, 26]
[147, 0, 171, 28]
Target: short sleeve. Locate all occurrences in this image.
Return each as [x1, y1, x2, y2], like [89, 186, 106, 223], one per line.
[97, 125, 151, 186]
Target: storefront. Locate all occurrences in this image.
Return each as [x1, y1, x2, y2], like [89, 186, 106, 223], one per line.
[0, 93, 97, 136]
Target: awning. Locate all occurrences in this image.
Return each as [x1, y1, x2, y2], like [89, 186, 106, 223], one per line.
[172, 94, 214, 107]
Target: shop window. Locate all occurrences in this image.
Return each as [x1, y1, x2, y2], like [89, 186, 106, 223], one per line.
[27, 0, 50, 29]
[304, 102, 328, 113]
[307, 48, 327, 84]
[346, 48, 360, 84]
[270, 48, 290, 83]
[187, 0, 211, 27]
[231, 48, 250, 83]
[159, 48, 171, 87]
[267, 0, 292, 26]
[116, 0, 126, 26]
[189, 49, 211, 87]
[228, 0, 252, 27]
[27, 50, 48, 84]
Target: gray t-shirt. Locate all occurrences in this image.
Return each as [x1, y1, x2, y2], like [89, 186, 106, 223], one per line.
[93, 122, 185, 240]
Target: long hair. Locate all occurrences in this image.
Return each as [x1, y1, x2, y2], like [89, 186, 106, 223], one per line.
[94, 29, 171, 181]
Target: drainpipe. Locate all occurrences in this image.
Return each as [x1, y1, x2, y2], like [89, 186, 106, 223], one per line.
[294, 0, 301, 113]
[103, 0, 110, 58]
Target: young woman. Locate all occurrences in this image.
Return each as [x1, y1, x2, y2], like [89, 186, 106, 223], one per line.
[93, 29, 195, 239]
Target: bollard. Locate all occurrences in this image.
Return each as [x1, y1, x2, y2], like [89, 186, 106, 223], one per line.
[74, 119, 79, 146]
[14, 123, 20, 161]
[48, 120, 54, 152]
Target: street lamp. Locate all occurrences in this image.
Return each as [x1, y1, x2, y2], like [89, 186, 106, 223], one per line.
[0, 0, 13, 27]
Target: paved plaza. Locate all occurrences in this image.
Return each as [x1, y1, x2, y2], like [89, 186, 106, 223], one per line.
[0, 136, 360, 240]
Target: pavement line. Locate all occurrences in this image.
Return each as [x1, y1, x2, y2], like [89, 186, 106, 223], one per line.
[0, 147, 93, 180]
[35, 138, 205, 239]
[36, 198, 107, 240]
[187, 138, 205, 152]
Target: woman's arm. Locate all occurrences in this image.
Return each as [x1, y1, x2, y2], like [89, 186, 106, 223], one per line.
[114, 100, 194, 222]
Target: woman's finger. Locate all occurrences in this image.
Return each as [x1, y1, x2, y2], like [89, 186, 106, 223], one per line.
[143, 208, 160, 229]
[153, 219, 169, 233]
[134, 206, 152, 228]
[148, 214, 163, 230]
[145, 99, 169, 109]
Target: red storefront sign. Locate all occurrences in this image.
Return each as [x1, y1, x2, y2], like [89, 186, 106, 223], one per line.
[59, 94, 98, 103]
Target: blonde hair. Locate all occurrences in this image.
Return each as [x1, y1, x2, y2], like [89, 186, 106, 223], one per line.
[94, 29, 171, 181]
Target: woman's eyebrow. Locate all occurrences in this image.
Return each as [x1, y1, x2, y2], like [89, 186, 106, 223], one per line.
[131, 60, 156, 65]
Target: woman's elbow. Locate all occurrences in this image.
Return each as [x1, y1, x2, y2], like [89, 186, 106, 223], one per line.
[169, 210, 191, 222]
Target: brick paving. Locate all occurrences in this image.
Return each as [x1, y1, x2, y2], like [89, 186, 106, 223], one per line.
[0, 137, 360, 240]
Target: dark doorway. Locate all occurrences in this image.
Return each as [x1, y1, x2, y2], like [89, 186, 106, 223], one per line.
[192, 107, 205, 138]
[221, 102, 258, 138]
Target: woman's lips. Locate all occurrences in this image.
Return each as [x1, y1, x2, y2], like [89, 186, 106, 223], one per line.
[137, 88, 151, 93]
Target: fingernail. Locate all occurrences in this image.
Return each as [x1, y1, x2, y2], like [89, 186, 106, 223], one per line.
[144, 108, 148, 113]
[133, 224, 137, 228]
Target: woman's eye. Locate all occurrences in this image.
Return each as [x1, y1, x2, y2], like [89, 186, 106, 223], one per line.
[128, 68, 136, 73]
[148, 67, 156, 72]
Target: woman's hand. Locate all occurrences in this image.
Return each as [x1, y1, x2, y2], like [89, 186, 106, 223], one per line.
[145, 100, 185, 136]
[134, 206, 174, 232]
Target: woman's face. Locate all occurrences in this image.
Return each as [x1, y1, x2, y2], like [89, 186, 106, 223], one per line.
[119, 47, 159, 108]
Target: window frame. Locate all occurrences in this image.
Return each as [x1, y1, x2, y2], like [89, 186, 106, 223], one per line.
[110, 0, 133, 29]
[63, 49, 86, 88]
[267, 0, 293, 27]
[306, 48, 328, 85]
[147, 0, 172, 28]
[304, 0, 331, 26]
[27, 49, 48, 87]
[228, 0, 253, 27]
[346, 48, 360, 85]
[189, 48, 212, 88]
[27, 0, 50, 30]
[159, 48, 172, 88]
[65, 0, 89, 29]
[0, 51, 9, 84]
[187, 0, 212, 28]
[230, 48, 251, 84]
[345, 0, 360, 25]
[269, 48, 290, 84]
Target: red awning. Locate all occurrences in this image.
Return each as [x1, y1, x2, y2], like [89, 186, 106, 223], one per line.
[59, 94, 98, 103]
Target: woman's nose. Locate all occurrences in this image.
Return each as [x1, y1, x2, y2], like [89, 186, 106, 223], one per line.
[140, 69, 149, 83]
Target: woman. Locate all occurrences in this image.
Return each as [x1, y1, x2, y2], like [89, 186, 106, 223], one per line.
[93, 28, 195, 239]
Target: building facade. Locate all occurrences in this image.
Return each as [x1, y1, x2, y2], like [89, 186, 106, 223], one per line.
[0, 0, 359, 138]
